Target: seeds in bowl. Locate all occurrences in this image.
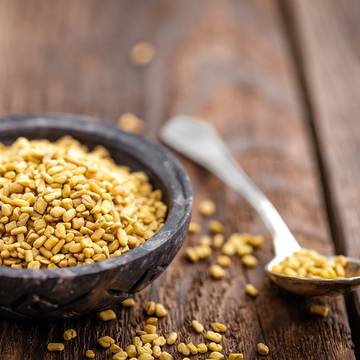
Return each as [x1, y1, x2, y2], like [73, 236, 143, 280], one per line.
[0, 137, 167, 269]
[271, 249, 348, 279]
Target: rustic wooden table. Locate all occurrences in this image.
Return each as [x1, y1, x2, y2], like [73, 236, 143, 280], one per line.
[0, 0, 359, 359]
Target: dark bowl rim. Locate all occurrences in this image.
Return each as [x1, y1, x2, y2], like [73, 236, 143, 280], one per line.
[0, 112, 192, 279]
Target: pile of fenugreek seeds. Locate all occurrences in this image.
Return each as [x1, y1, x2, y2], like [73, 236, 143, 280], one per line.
[0, 136, 166, 269]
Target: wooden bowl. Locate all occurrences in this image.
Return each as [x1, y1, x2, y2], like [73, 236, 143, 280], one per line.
[0, 113, 192, 319]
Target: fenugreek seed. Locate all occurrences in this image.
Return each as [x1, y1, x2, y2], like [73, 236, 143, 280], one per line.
[191, 320, 204, 333]
[122, 297, 136, 307]
[241, 254, 258, 268]
[63, 328, 77, 341]
[130, 42, 155, 66]
[199, 199, 216, 216]
[118, 113, 145, 134]
[153, 336, 166, 347]
[310, 304, 329, 317]
[141, 333, 158, 343]
[228, 354, 244, 360]
[185, 247, 199, 262]
[209, 264, 226, 280]
[166, 332, 177, 345]
[236, 244, 253, 256]
[209, 220, 224, 234]
[47, 342, 64, 352]
[145, 301, 156, 315]
[108, 343, 121, 354]
[152, 345, 161, 358]
[126, 344, 137, 356]
[178, 342, 190, 356]
[155, 303, 168, 317]
[188, 221, 201, 234]
[132, 336, 142, 347]
[144, 324, 157, 334]
[257, 343, 269, 356]
[209, 351, 224, 359]
[27, 260, 41, 269]
[208, 342, 222, 352]
[138, 354, 154, 360]
[197, 343, 208, 353]
[245, 284, 258, 297]
[146, 317, 158, 325]
[205, 331, 222, 343]
[97, 336, 115, 348]
[85, 349, 95, 358]
[187, 342, 198, 355]
[211, 322, 227, 333]
[98, 309, 117, 321]
[159, 351, 173, 360]
[217, 255, 231, 268]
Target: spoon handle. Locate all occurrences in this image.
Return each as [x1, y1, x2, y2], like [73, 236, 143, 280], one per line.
[161, 116, 300, 259]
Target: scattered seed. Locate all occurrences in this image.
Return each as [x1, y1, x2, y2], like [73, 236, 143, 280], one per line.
[188, 221, 201, 234]
[122, 298, 136, 307]
[178, 342, 190, 356]
[310, 304, 330, 317]
[63, 328, 77, 341]
[257, 342, 269, 356]
[241, 254, 258, 268]
[97, 336, 115, 348]
[199, 199, 216, 216]
[209, 264, 226, 280]
[191, 319, 204, 333]
[211, 322, 227, 333]
[208, 342, 222, 352]
[47, 343, 64, 352]
[155, 303, 168, 317]
[166, 332, 178, 345]
[217, 255, 231, 268]
[245, 283, 258, 297]
[229, 353, 244, 360]
[130, 41, 155, 65]
[209, 220, 224, 234]
[85, 349, 95, 358]
[98, 309, 117, 321]
[205, 331, 222, 343]
[118, 113, 144, 134]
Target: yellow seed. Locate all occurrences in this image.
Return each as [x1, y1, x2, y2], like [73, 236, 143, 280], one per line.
[97, 336, 115, 348]
[159, 352, 173, 360]
[122, 298, 136, 307]
[166, 332, 178, 345]
[257, 343, 269, 356]
[199, 199, 216, 216]
[126, 344, 137, 356]
[209, 220, 224, 234]
[130, 42, 155, 66]
[155, 303, 168, 317]
[209, 351, 224, 359]
[63, 328, 77, 341]
[98, 309, 117, 321]
[85, 349, 95, 359]
[241, 254, 258, 268]
[245, 284, 258, 297]
[152, 345, 161, 358]
[191, 320, 204, 333]
[141, 333, 158, 343]
[211, 322, 227, 333]
[185, 247, 199, 262]
[209, 264, 226, 280]
[146, 317, 158, 325]
[229, 354, 244, 360]
[118, 113, 145, 134]
[217, 255, 231, 268]
[188, 221, 201, 234]
[187, 342, 198, 355]
[27, 260, 41, 269]
[145, 301, 156, 315]
[205, 331, 222, 343]
[138, 354, 154, 360]
[310, 304, 329, 317]
[153, 336, 166, 346]
[197, 343, 208, 353]
[208, 342, 222, 352]
[50, 206, 66, 218]
[47, 343, 64, 352]
[178, 342, 190, 356]
[144, 324, 157, 334]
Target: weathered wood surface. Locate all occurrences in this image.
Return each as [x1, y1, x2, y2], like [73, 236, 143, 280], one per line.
[0, 0, 356, 359]
[288, 0, 360, 355]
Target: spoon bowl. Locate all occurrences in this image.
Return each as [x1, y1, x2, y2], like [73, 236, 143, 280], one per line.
[266, 257, 360, 296]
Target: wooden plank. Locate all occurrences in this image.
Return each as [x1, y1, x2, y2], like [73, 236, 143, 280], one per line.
[287, 0, 360, 353]
[0, 0, 355, 359]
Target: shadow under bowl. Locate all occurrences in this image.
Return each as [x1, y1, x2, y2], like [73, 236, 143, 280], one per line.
[0, 113, 192, 319]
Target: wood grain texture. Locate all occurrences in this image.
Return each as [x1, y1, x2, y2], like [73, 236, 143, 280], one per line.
[0, 0, 355, 359]
[288, 0, 360, 354]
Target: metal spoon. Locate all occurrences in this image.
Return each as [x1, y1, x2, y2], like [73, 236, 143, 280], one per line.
[160, 115, 360, 296]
